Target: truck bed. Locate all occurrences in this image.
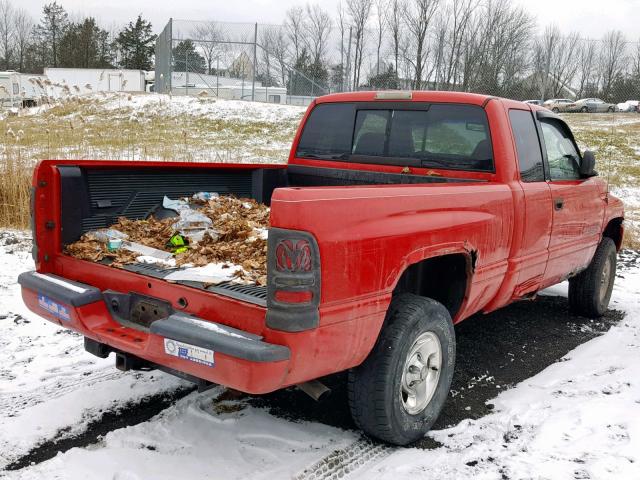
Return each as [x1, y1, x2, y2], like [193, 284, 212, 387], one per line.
[54, 161, 482, 305]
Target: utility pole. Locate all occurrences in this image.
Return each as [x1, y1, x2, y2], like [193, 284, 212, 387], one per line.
[345, 27, 353, 93]
[185, 49, 189, 96]
[251, 22, 258, 101]
[168, 18, 173, 94]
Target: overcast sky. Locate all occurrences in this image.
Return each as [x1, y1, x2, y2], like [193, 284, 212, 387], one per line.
[15, 0, 640, 40]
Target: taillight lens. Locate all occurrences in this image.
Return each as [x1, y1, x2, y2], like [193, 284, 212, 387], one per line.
[274, 290, 313, 303]
[275, 239, 312, 272]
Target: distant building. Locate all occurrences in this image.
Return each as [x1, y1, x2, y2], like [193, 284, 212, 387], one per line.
[44, 68, 149, 95]
[228, 52, 254, 80]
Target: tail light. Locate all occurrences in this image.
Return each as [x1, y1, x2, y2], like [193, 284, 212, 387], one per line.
[266, 228, 320, 332]
[275, 239, 312, 272]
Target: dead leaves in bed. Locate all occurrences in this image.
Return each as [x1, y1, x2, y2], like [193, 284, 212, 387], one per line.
[65, 196, 270, 285]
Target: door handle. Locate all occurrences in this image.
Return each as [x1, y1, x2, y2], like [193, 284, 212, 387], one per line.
[554, 198, 564, 210]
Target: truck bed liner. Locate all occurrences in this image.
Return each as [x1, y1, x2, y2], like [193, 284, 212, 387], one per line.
[119, 262, 268, 306]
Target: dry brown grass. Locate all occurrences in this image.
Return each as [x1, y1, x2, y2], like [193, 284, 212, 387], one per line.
[0, 93, 302, 229]
[1, 99, 639, 248]
[1, 134, 32, 228]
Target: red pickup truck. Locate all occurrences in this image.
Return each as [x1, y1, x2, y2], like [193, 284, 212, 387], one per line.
[19, 91, 624, 445]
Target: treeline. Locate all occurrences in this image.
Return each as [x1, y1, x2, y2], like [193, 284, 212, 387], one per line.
[0, 0, 156, 73]
[256, 0, 640, 101]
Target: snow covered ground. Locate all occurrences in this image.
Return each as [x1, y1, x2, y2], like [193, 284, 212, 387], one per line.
[1, 231, 639, 479]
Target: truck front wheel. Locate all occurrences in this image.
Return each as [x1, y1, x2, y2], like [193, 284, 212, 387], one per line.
[348, 294, 456, 445]
[568, 237, 617, 318]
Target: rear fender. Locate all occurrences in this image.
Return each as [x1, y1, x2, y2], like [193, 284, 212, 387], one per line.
[390, 242, 475, 322]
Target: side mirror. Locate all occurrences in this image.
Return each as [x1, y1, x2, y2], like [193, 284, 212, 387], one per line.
[580, 150, 596, 177]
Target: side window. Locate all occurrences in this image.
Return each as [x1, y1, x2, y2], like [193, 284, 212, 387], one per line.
[352, 110, 389, 156]
[509, 109, 544, 182]
[540, 120, 581, 180]
[296, 103, 354, 158]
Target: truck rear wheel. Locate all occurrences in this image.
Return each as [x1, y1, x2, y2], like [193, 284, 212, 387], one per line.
[568, 237, 617, 318]
[348, 294, 455, 445]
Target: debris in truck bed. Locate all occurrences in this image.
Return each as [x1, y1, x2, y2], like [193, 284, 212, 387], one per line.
[65, 195, 269, 285]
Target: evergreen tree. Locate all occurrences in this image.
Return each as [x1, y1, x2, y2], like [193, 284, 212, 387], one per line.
[59, 18, 113, 68]
[287, 49, 328, 96]
[172, 40, 206, 74]
[115, 15, 155, 70]
[35, 1, 68, 68]
[367, 65, 400, 89]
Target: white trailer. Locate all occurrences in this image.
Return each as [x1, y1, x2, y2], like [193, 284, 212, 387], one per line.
[43, 68, 147, 95]
[0, 71, 21, 108]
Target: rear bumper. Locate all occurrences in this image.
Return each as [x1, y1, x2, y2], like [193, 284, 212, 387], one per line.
[18, 271, 291, 394]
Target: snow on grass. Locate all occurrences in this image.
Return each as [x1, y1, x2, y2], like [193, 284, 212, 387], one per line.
[0, 232, 188, 469]
[3, 226, 639, 479]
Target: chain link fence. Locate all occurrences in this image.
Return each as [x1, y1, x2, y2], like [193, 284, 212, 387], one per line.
[155, 18, 640, 109]
[155, 19, 331, 105]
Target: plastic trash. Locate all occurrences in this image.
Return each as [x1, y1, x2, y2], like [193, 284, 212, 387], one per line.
[87, 229, 129, 243]
[162, 195, 188, 213]
[121, 240, 173, 261]
[162, 195, 217, 243]
[192, 192, 219, 202]
[164, 263, 242, 284]
[107, 238, 123, 252]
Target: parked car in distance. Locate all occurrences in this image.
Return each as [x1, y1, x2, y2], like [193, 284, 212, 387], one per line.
[567, 98, 616, 113]
[616, 100, 639, 112]
[543, 98, 574, 113]
[524, 99, 542, 105]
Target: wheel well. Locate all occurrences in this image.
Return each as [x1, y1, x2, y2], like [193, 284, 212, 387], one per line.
[393, 254, 470, 320]
[603, 217, 623, 250]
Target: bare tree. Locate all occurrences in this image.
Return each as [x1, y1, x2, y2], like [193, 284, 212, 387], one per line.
[575, 39, 597, 98]
[633, 39, 640, 79]
[191, 22, 227, 75]
[373, 0, 385, 75]
[598, 30, 627, 99]
[261, 26, 289, 87]
[534, 25, 580, 100]
[285, 6, 307, 63]
[403, 0, 440, 89]
[305, 4, 332, 65]
[441, 0, 476, 90]
[13, 8, 34, 72]
[0, 0, 14, 70]
[385, 0, 403, 75]
[336, 1, 349, 90]
[347, 0, 373, 89]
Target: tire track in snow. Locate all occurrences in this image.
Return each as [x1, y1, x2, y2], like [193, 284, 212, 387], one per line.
[0, 369, 122, 413]
[293, 437, 393, 480]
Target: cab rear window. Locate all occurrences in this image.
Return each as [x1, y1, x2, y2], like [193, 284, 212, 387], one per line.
[296, 102, 493, 172]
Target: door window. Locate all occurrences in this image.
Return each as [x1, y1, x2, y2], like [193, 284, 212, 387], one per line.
[541, 120, 582, 180]
[509, 109, 544, 182]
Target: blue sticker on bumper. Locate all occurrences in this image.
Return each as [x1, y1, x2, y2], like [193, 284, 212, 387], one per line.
[38, 293, 71, 322]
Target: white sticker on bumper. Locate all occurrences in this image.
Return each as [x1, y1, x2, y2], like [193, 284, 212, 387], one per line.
[163, 338, 214, 367]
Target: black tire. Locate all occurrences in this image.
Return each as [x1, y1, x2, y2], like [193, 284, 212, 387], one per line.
[348, 293, 455, 445]
[568, 237, 617, 318]
[552, 107, 560, 113]
[580, 106, 589, 113]
[607, 106, 615, 112]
